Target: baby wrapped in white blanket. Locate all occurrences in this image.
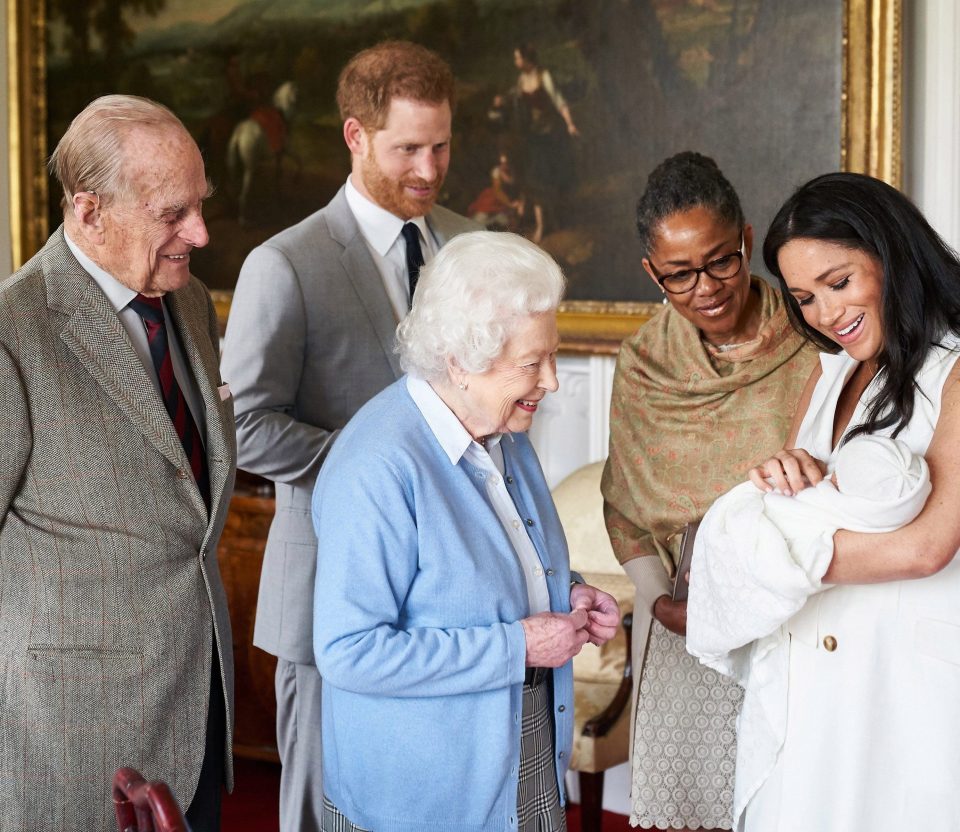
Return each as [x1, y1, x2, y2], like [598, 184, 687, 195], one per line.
[687, 434, 930, 672]
[685, 435, 931, 825]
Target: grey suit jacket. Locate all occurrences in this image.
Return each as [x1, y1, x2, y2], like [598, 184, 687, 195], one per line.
[221, 186, 476, 664]
[0, 228, 237, 831]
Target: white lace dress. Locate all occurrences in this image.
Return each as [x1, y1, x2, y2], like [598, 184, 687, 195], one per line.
[742, 338, 960, 831]
[631, 620, 741, 830]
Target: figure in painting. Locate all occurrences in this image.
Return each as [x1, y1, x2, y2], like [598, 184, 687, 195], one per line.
[227, 79, 300, 226]
[490, 43, 579, 244]
[467, 149, 527, 232]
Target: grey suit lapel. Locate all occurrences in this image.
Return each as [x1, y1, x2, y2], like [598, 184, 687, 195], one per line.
[50, 253, 190, 477]
[44, 232, 213, 521]
[327, 189, 403, 378]
[166, 289, 232, 523]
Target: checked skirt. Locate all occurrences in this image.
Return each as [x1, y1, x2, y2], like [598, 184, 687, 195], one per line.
[321, 679, 566, 831]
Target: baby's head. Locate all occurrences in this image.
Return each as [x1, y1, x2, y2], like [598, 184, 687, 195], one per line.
[833, 436, 924, 500]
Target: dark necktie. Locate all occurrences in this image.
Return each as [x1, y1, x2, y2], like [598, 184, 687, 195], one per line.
[128, 294, 210, 510]
[400, 222, 425, 307]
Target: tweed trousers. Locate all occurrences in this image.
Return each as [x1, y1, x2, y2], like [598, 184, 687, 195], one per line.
[321, 679, 566, 832]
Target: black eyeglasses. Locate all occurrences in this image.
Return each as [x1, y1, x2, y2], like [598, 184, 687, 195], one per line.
[650, 235, 746, 295]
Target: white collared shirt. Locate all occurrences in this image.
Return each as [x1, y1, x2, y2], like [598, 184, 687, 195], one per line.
[64, 231, 206, 444]
[407, 375, 551, 615]
[344, 176, 438, 322]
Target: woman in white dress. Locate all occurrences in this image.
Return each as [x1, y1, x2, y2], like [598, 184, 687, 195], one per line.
[742, 172, 960, 831]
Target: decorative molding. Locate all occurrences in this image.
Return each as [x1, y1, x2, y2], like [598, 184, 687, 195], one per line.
[843, 0, 903, 185]
[7, 0, 46, 269]
[557, 301, 658, 356]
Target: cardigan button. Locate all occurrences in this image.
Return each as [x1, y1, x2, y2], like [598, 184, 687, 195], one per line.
[823, 635, 838, 652]
[546, 569, 555, 577]
[525, 518, 534, 527]
[558, 704, 565, 712]
[506, 476, 514, 484]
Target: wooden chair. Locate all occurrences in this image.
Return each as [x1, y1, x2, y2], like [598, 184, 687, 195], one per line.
[552, 462, 635, 832]
[112, 767, 189, 832]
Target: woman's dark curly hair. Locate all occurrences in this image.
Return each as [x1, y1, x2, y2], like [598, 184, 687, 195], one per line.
[635, 151, 744, 255]
[763, 171, 960, 442]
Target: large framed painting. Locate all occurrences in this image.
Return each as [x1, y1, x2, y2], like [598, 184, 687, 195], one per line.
[8, 0, 900, 352]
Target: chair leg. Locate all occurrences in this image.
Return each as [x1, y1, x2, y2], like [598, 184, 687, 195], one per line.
[578, 770, 605, 832]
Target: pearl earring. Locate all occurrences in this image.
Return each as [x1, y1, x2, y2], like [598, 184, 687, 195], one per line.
[458, 381, 467, 391]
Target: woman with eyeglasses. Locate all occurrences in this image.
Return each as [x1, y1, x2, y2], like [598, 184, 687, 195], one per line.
[600, 151, 817, 830]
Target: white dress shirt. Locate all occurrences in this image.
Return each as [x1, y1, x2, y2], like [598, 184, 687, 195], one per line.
[344, 176, 438, 322]
[406, 375, 551, 614]
[64, 231, 207, 443]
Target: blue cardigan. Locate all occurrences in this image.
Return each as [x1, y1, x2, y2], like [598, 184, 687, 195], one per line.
[312, 378, 575, 832]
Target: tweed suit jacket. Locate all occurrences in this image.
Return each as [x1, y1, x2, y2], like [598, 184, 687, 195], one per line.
[0, 228, 237, 831]
[221, 186, 477, 664]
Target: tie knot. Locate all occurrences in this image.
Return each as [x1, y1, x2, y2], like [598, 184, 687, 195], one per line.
[400, 222, 421, 247]
[128, 293, 164, 324]
[401, 223, 425, 265]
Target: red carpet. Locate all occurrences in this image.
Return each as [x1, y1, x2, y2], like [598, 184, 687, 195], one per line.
[223, 758, 631, 831]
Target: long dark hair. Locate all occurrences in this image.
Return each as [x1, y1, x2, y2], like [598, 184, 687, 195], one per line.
[763, 171, 960, 441]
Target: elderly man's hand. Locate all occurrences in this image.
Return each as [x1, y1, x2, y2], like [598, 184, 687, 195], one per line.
[521, 609, 590, 667]
[570, 583, 621, 646]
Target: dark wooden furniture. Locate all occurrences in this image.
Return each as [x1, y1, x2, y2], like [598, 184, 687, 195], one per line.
[216, 484, 280, 761]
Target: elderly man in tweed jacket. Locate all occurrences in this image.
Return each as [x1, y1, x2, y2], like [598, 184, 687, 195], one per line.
[0, 95, 236, 831]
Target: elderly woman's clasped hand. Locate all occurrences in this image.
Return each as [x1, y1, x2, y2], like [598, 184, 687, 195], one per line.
[571, 583, 621, 644]
[521, 584, 620, 667]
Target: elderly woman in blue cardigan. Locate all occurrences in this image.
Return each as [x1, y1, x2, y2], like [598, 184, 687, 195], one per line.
[312, 231, 620, 832]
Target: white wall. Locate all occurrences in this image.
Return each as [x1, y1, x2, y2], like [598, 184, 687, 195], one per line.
[905, 0, 960, 251]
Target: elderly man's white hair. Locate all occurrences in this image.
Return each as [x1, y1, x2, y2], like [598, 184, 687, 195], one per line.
[48, 94, 188, 210]
[397, 230, 565, 382]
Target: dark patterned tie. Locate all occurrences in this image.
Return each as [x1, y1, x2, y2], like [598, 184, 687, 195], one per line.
[400, 222, 425, 307]
[128, 294, 210, 510]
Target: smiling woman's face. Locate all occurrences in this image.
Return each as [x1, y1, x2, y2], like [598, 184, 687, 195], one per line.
[643, 206, 757, 346]
[777, 237, 885, 364]
[454, 312, 560, 440]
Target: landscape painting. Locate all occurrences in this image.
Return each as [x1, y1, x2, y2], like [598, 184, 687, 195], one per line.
[8, 0, 895, 345]
[39, 0, 846, 304]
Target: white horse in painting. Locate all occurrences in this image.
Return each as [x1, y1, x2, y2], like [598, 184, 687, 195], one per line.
[227, 80, 299, 225]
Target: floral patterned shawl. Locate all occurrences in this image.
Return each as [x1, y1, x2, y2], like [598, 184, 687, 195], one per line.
[601, 277, 818, 576]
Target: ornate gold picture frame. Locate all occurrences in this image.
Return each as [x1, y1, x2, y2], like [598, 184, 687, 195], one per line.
[7, 0, 901, 353]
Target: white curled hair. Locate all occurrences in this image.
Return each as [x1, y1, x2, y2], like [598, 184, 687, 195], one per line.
[397, 231, 565, 381]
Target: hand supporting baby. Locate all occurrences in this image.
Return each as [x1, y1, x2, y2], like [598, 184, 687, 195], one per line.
[748, 448, 828, 496]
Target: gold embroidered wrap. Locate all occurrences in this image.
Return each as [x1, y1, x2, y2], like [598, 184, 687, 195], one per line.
[601, 277, 818, 576]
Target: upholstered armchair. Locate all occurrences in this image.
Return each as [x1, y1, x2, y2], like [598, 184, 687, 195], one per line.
[552, 461, 634, 832]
